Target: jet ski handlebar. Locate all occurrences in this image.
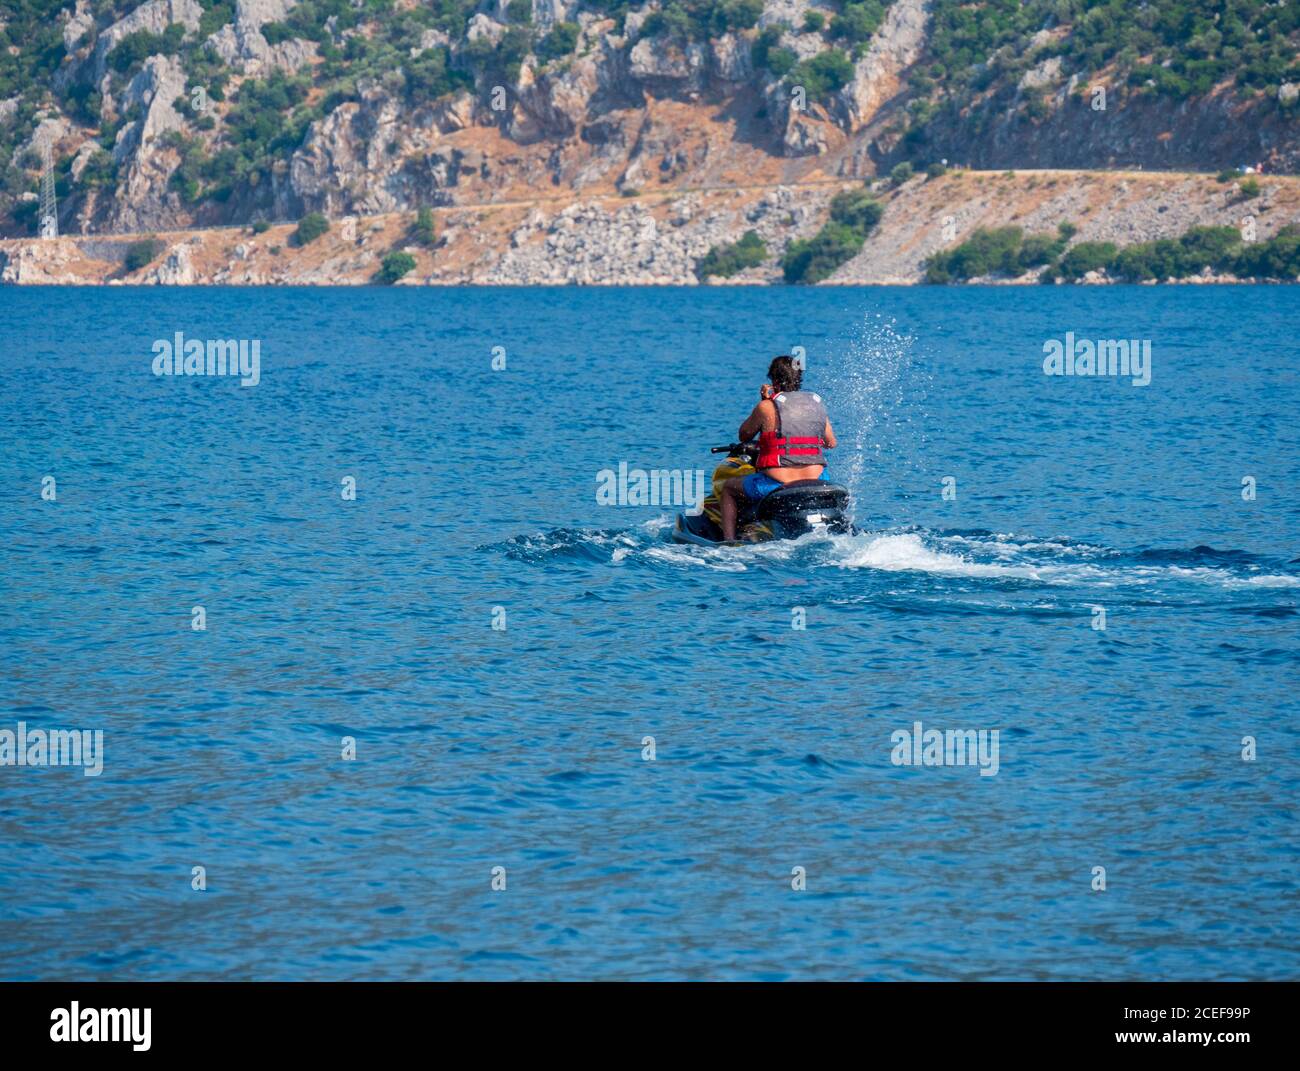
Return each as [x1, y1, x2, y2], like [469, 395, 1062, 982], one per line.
[712, 443, 759, 457]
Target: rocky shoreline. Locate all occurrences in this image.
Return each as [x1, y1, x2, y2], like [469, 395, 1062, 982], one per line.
[3, 167, 1298, 286]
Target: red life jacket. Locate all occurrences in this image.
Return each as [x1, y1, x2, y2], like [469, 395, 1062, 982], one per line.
[756, 391, 828, 470]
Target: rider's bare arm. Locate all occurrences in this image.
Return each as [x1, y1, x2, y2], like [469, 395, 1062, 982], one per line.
[739, 399, 776, 442]
[823, 418, 837, 449]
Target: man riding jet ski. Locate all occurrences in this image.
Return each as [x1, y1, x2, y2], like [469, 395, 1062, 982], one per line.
[672, 356, 851, 545]
[720, 355, 839, 541]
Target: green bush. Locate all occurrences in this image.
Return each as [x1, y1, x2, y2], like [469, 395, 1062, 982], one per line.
[831, 1, 887, 46]
[11, 200, 39, 234]
[378, 250, 417, 284]
[1108, 226, 1242, 281]
[252, 220, 271, 234]
[537, 21, 580, 62]
[1057, 241, 1119, 280]
[1238, 177, 1261, 199]
[261, 21, 295, 46]
[803, 12, 825, 33]
[753, 27, 797, 77]
[766, 46, 798, 78]
[782, 222, 864, 284]
[697, 230, 767, 279]
[782, 189, 883, 284]
[1109, 239, 1181, 281]
[1233, 226, 1300, 280]
[924, 222, 1074, 282]
[413, 206, 436, 246]
[62, 83, 101, 126]
[405, 45, 472, 103]
[107, 24, 186, 74]
[927, 220, 1300, 285]
[1177, 225, 1242, 269]
[124, 238, 165, 272]
[789, 49, 854, 103]
[294, 211, 329, 245]
[164, 132, 214, 204]
[642, 0, 763, 41]
[925, 162, 948, 179]
[889, 161, 915, 187]
[469, 24, 533, 82]
[199, 1, 236, 41]
[77, 151, 117, 189]
[925, 226, 1024, 282]
[828, 188, 884, 232]
[1016, 233, 1064, 270]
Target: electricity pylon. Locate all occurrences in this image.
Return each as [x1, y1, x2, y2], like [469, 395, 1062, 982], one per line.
[39, 143, 58, 239]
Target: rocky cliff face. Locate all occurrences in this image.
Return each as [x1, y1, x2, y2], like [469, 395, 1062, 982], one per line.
[285, 86, 478, 219]
[2, 0, 1296, 268]
[88, 0, 205, 83]
[918, 90, 1297, 175]
[208, 0, 316, 77]
[108, 54, 189, 232]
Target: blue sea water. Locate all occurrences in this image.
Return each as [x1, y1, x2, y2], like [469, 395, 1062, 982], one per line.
[1, 285, 1297, 981]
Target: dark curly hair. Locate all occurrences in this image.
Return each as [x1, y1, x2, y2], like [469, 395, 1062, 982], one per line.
[768, 355, 803, 394]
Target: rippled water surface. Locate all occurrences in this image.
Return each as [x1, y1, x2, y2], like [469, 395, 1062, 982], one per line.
[1, 285, 1297, 980]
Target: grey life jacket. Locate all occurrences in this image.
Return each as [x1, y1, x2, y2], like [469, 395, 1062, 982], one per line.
[757, 390, 828, 469]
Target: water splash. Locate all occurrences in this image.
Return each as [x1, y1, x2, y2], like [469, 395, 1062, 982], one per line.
[818, 313, 928, 518]
[831, 531, 1036, 578]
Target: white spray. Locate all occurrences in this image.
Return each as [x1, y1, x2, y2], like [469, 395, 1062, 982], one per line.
[819, 313, 928, 519]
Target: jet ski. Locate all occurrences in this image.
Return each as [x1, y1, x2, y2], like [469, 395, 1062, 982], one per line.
[671, 443, 852, 545]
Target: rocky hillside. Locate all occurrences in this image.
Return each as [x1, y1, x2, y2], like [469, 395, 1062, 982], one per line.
[1, 0, 1297, 243]
[4, 167, 1297, 284]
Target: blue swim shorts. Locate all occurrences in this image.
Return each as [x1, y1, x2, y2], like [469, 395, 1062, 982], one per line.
[742, 468, 827, 501]
[741, 473, 784, 500]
